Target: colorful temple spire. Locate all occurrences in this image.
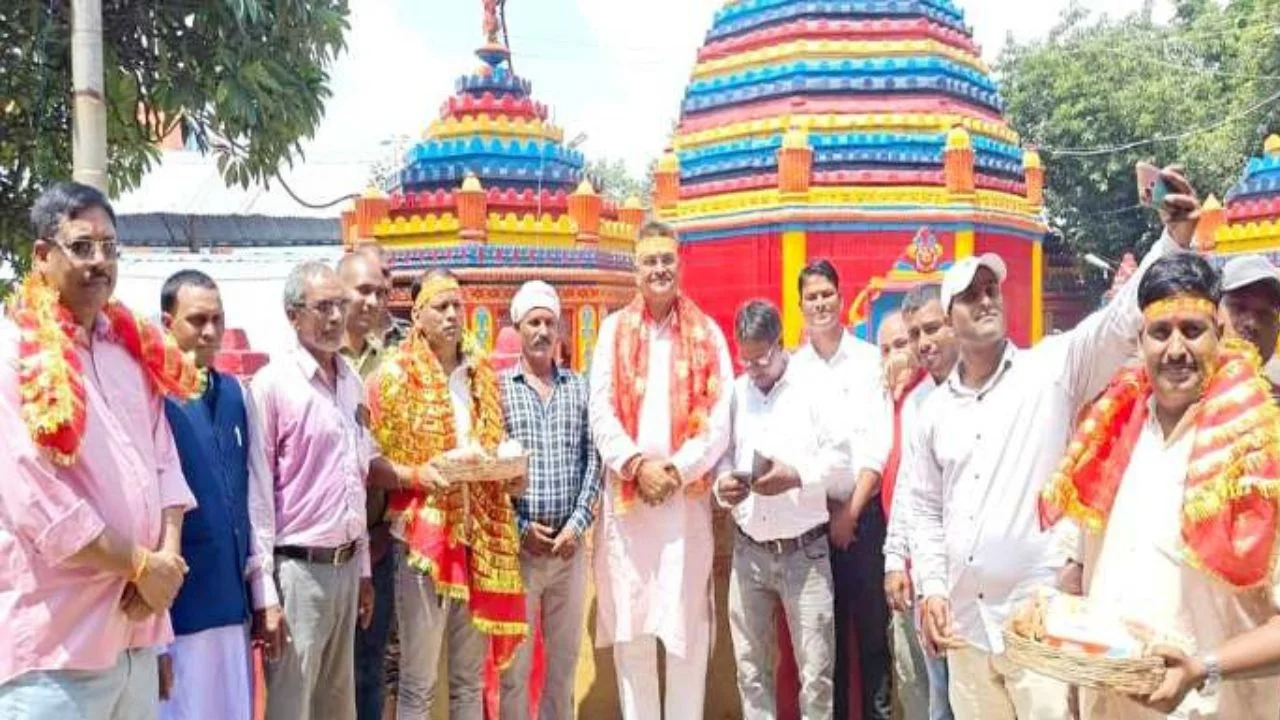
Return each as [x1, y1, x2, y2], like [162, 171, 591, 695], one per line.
[341, 1, 642, 367]
[657, 0, 1048, 345]
[1204, 134, 1280, 261]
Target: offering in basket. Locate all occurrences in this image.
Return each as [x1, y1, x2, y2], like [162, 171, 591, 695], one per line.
[434, 440, 529, 484]
[1004, 589, 1171, 695]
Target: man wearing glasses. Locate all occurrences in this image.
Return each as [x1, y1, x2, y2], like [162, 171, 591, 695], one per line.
[0, 182, 198, 719]
[714, 300, 846, 719]
[247, 261, 378, 720]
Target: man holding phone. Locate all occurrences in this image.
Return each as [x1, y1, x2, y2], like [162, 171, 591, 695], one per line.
[715, 300, 849, 719]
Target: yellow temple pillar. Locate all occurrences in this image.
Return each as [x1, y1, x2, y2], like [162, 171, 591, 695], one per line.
[777, 125, 814, 348]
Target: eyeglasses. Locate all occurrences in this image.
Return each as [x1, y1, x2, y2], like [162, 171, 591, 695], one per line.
[298, 299, 350, 316]
[52, 238, 119, 262]
[738, 346, 777, 370]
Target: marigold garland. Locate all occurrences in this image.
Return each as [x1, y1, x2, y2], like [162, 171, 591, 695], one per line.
[1040, 337, 1280, 588]
[8, 274, 201, 466]
[365, 331, 527, 668]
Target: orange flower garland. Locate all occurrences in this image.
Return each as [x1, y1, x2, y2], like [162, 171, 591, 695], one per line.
[1040, 338, 1280, 587]
[365, 331, 527, 668]
[9, 274, 200, 466]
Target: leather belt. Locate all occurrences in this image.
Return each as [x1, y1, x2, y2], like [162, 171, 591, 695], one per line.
[736, 523, 828, 555]
[275, 541, 358, 566]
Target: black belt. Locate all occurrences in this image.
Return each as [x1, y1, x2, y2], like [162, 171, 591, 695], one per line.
[275, 541, 358, 566]
[736, 524, 828, 555]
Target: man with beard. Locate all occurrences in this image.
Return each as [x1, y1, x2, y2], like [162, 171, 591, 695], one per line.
[790, 259, 893, 720]
[1217, 255, 1280, 398]
[365, 268, 527, 720]
[337, 250, 399, 720]
[498, 281, 602, 720]
[156, 270, 268, 720]
[1040, 253, 1280, 719]
[911, 168, 1199, 719]
[248, 261, 377, 720]
[0, 183, 198, 718]
[589, 221, 733, 720]
[884, 284, 957, 720]
[715, 300, 846, 719]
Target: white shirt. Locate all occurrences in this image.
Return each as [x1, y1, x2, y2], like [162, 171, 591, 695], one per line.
[791, 332, 892, 501]
[712, 364, 849, 542]
[883, 373, 938, 582]
[587, 303, 734, 658]
[1080, 402, 1280, 720]
[447, 361, 473, 446]
[911, 233, 1178, 653]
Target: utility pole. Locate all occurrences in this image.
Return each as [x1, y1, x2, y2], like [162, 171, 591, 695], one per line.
[71, 0, 107, 191]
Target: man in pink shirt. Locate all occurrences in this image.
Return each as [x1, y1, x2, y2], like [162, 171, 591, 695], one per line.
[0, 182, 197, 719]
[248, 261, 379, 720]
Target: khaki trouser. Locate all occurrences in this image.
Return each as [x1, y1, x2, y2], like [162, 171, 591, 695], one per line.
[947, 644, 1069, 720]
[499, 549, 589, 720]
[266, 557, 360, 720]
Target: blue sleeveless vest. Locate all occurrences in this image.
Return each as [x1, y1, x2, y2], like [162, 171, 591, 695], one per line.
[165, 371, 253, 636]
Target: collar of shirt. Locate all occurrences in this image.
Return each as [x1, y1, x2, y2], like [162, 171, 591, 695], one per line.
[289, 343, 352, 386]
[512, 359, 569, 386]
[945, 341, 1019, 398]
[744, 360, 797, 404]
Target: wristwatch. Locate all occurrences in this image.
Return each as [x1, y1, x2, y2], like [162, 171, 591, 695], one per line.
[1197, 652, 1222, 697]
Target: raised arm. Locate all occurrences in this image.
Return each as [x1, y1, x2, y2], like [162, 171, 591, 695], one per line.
[1058, 169, 1198, 403]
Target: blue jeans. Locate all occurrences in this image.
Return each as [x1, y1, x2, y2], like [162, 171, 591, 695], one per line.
[355, 548, 396, 720]
[0, 648, 157, 720]
[923, 633, 952, 720]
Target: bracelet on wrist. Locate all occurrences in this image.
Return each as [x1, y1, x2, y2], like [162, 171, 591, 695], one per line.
[130, 548, 149, 583]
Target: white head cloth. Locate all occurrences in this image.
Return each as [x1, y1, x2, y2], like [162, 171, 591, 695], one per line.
[510, 280, 561, 324]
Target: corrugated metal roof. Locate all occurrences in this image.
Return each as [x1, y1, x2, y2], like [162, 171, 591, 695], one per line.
[117, 214, 341, 248]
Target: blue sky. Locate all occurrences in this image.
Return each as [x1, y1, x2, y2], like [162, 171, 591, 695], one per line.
[303, 0, 1169, 178]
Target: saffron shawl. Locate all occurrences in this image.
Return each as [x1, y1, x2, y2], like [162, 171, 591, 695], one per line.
[610, 294, 723, 512]
[1040, 338, 1280, 588]
[365, 333, 526, 668]
[8, 273, 200, 465]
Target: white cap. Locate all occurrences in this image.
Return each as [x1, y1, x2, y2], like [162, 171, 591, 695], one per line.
[510, 280, 561, 324]
[940, 253, 1008, 312]
[1221, 255, 1280, 295]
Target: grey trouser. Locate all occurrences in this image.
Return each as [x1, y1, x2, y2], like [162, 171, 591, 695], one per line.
[499, 549, 589, 720]
[0, 648, 157, 720]
[728, 530, 836, 720]
[266, 556, 360, 720]
[395, 547, 489, 720]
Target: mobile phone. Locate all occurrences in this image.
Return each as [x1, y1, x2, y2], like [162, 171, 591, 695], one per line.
[731, 470, 754, 487]
[1135, 162, 1168, 208]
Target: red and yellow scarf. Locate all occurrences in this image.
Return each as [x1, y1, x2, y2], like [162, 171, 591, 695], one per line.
[1040, 338, 1280, 588]
[611, 294, 722, 512]
[365, 332, 526, 667]
[8, 274, 200, 466]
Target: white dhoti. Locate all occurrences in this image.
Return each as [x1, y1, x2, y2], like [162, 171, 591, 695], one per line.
[159, 623, 253, 720]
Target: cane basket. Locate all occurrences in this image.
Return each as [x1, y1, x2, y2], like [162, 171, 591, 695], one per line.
[434, 453, 529, 484]
[1002, 629, 1165, 695]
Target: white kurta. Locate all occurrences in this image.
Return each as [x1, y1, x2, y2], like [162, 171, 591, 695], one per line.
[588, 307, 734, 659]
[1080, 402, 1280, 720]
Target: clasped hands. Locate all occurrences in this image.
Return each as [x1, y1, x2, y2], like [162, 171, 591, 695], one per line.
[636, 459, 682, 505]
[120, 548, 189, 621]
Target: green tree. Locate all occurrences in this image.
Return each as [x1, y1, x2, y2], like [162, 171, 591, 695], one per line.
[0, 0, 351, 279]
[584, 156, 655, 206]
[996, 0, 1280, 262]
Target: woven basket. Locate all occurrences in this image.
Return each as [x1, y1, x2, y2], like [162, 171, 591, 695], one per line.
[434, 453, 528, 484]
[1002, 630, 1165, 695]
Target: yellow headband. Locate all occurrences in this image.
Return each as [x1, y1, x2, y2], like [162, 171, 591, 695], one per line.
[635, 234, 678, 257]
[1142, 296, 1217, 323]
[415, 276, 461, 309]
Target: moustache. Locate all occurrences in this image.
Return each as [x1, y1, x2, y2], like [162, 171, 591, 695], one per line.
[531, 336, 552, 348]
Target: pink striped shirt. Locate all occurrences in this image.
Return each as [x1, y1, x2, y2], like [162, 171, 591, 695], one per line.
[0, 314, 195, 686]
